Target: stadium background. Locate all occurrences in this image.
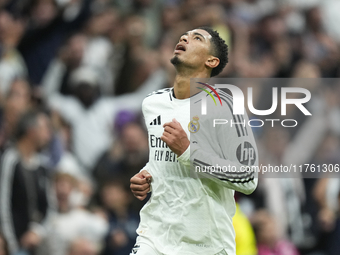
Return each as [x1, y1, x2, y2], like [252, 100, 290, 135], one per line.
[0, 0, 340, 254]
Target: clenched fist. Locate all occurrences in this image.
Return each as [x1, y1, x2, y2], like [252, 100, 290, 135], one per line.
[130, 170, 152, 201]
[161, 118, 190, 156]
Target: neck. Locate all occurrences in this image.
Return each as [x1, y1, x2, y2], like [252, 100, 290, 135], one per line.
[173, 68, 210, 99]
[17, 138, 36, 162]
[59, 200, 70, 213]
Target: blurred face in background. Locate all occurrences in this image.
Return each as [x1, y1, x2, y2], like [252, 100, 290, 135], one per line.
[5, 79, 31, 135]
[315, 133, 340, 163]
[68, 239, 98, 255]
[161, 5, 181, 31]
[264, 128, 290, 160]
[69, 177, 93, 209]
[261, 16, 286, 43]
[125, 15, 146, 46]
[74, 83, 99, 108]
[55, 174, 75, 210]
[31, 113, 52, 150]
[60, 34, 87, 69]
[253, 211, 279, 247]
[86, 8, 118, 37]
[6, 79, 31, 111]
[121, 123, 148, 153]
[256, 217, 278, 246]
[30, 0, 58, 26]
[306, 7, 322, 32]
[0, 10, 24, 46]
[101, 183, 131, 213]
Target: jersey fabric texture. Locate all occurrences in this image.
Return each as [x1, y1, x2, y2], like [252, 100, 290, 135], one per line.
[136, 87, 258, 255]
[130, 236, 228, 255]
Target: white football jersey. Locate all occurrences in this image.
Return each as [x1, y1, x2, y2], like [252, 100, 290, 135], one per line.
[136, 87, 258, 255]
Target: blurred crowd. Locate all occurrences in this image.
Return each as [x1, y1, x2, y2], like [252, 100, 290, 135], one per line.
[0, 0, 340, 255]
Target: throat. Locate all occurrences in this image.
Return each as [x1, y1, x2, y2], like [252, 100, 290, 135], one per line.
[173, 75, 190, 99]
[173, 71, 211, 99]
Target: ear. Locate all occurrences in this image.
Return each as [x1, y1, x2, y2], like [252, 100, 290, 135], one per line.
[205, 56, 220, 69]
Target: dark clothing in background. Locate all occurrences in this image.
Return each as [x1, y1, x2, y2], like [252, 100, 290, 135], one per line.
[326, 218, 340, 255]
[17, 0, 91, 85]
[101, 211, 139, 255]
[0, 147, 50, 254]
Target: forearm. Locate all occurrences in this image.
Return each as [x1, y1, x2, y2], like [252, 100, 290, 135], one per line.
[178, 144, 258, 195]
[42, 59, 66, 98]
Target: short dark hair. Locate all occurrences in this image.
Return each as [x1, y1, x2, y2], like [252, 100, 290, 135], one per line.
[198, 27, 229, 77]
[15, 110, 41, 141]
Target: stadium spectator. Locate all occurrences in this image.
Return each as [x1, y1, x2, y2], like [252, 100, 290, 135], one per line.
[17, 0, 92, 85]
[302, 6, 339, 77]
[0, 10, 27, 96]
[255, 127, 306, 245]
[252, 210, 300, 255]
[0, 110, 52, 255]
[42, 28, 115, 96]
[93, 119, 148, 186]
[0, 79, 32, 152]
[82, 4, 118, 95]
[114, 15, 161, 95]
[100, 178, 139, 255]
[42, 171, 108, 255]
[43, 63, 166, 172]
[42, 33, 89, 96]
[67, 238, 99, 255]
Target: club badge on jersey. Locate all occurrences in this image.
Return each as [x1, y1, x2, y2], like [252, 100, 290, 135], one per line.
[188, 116, 200, 133]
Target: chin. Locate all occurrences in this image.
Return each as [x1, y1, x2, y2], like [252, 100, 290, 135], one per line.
[170, 55, 182, 66]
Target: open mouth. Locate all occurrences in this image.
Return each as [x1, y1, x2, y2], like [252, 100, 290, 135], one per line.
[175, 44, 186, 51]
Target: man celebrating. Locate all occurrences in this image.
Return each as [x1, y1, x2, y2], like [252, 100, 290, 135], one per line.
[130, 27, 258, 255]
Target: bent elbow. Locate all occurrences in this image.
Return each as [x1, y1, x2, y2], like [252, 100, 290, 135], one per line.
[239, 179, 258, 195]
[243, 185, 256, 195]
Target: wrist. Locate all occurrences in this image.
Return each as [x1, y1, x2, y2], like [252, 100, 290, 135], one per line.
[178, 141, 190, 157]
[177, 145, 190, 167]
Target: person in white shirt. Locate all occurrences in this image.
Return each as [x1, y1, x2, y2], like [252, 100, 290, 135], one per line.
[130, 27, 258, 255]
[43, 64, 166, 172]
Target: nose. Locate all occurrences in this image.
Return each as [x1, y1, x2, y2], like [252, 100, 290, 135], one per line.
[180, 35, 188, 43]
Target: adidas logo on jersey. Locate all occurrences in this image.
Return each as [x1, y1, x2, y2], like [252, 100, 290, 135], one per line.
[131, 244, 140, 254]
[150, 115, 161, 125]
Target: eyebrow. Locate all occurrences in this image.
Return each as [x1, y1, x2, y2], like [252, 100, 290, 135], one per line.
[180, 32, 206, 41]
[194, 32, 205, 40]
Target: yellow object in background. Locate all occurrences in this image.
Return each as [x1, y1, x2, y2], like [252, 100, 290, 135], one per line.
[233, 203, 257, 255]
[212, 24, 232, 51]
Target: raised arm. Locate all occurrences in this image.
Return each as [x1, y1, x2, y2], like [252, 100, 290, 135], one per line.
[42, 59, 81, 123]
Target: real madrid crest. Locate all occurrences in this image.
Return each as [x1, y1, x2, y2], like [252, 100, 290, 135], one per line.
[188, 116, 200, 133]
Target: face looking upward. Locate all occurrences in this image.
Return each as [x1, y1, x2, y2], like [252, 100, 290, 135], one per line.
[171, 29, 220, 74]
